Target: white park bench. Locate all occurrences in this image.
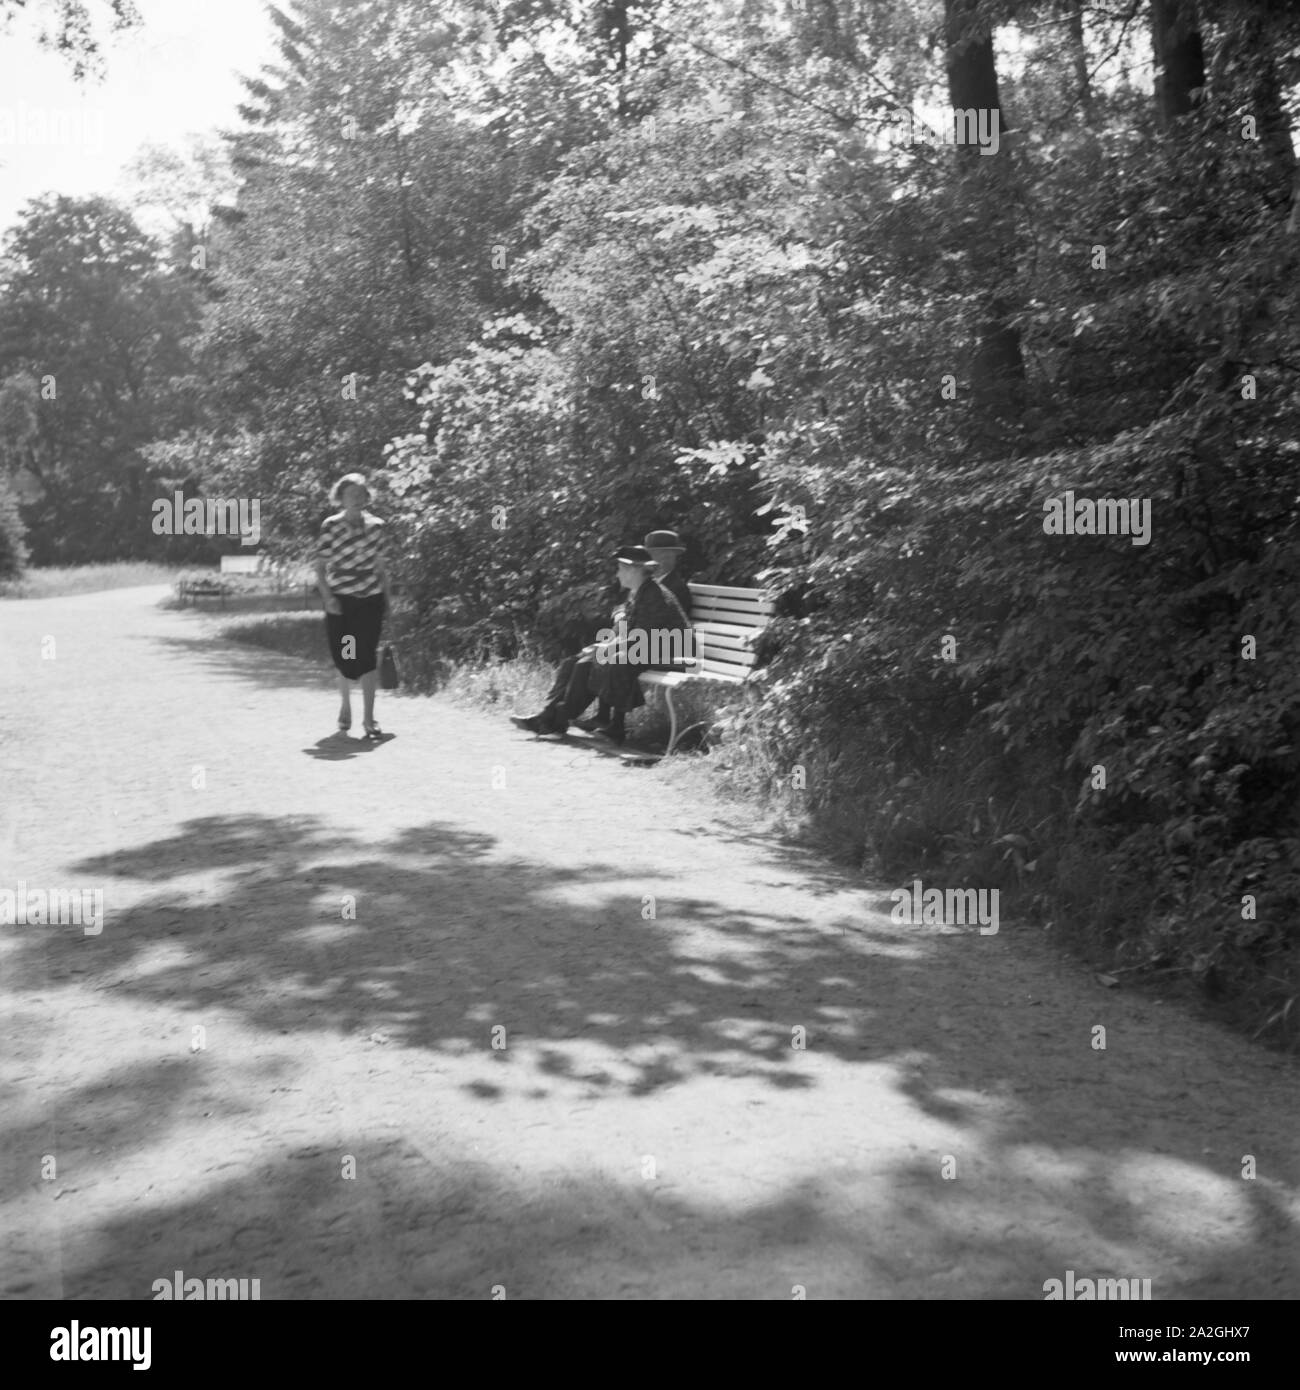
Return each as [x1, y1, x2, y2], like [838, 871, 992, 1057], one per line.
[639, 582, 774, 754]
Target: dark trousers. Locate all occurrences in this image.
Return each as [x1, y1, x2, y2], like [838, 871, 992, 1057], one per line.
[544, 653, 604, 721]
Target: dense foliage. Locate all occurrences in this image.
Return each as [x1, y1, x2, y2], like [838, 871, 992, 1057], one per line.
[2, 0, 1298, 1042]
[0, 196, 203, 562]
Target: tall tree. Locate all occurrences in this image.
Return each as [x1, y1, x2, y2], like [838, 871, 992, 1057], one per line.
[190, 0, 528, 541]
[1150, 0, 1205, 127]
[944, 0, 1026, 425]
[1062, 0, 1093, 123]
[0, 196, 199, 562]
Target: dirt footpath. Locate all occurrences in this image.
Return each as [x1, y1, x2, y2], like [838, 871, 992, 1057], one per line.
[1, 585, 1297, 1299]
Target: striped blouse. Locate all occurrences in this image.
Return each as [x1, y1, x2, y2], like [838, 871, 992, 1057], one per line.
[315, 511, 386, 597]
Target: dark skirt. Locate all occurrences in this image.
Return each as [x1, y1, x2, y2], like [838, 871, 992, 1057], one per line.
[325, 591, 385, 679]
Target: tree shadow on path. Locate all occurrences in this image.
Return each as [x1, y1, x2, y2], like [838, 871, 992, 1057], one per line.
[4, 811, 1297, 1299]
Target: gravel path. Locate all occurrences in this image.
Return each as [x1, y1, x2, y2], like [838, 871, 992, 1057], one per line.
[1, 585, 1297, 1299]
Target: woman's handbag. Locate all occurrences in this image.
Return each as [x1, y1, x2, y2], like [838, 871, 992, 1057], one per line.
[378, 643, 402, 690]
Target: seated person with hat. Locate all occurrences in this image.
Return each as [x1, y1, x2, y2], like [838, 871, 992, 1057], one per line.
[512, 544, 693, 745]
[643, 529, 692, 618]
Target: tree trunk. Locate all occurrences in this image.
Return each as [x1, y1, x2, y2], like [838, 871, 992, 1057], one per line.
[591, 0, 632, 118]
[1151, 0, 1205, 127]
[1062, 0, 1093, 124]
[1236, 8, 1296, 204]
[944, 0, 1025, 424]
[391, 128, 419, 288]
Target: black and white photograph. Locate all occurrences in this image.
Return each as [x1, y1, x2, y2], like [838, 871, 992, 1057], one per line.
[0, 0, 1296, 1346]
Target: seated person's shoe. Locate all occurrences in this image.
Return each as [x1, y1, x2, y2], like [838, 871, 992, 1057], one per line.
[594, 721, 626, 746]
[512, 708, 566, 736]
[574, 703, 612, 733]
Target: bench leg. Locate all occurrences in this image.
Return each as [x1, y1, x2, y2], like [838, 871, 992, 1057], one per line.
[663, 685, 680, 755]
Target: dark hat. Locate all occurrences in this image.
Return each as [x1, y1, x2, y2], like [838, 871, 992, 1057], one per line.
[612, 544, 657, 566]
[643, 529, 685, 551]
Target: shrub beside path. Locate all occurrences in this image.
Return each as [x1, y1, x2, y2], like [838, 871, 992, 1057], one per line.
[1, 586, 1297, 1299]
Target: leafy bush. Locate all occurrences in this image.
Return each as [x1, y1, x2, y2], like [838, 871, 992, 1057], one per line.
[0, 475, 29, 580]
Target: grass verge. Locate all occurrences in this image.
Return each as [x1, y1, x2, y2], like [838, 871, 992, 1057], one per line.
[0, 562, 184, 599]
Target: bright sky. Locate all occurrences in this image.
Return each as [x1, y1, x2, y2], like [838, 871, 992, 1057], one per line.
[0, 0, 278, 238]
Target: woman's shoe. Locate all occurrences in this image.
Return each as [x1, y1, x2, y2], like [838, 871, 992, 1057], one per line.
[337, 717, 351, 734]
[362, 722, 384, 741]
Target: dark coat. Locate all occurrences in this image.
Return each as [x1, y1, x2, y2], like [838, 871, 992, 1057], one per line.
[658, 567, 692, 618]
[590, 577, 693, 711]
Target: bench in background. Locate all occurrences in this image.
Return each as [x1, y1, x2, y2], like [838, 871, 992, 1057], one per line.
[177, 554, 315, 607]
[220, 553, 310, 590]
[176, 575, 229, 607]
[219, 554, 262, 576]
[639, 582, 774, 754]
[176, 553, 255, 605]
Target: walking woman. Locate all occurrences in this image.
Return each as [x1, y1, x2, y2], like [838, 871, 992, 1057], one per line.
[313, 473, 393, 739]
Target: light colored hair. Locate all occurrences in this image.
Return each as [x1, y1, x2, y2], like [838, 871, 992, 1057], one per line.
[330, 472, 369, 505]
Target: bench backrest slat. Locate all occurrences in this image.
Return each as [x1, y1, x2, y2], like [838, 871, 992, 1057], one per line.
[691, 623, 765, 643]
[695, 657, 757, 676]
[694, 654, 758, 675]
[692, 627, 757, 653]
[691, 590, 773, 605]
[692, 605, 771, 629]
[692, 591, 773, 609]
[688, 582, 770, 600]
[689, 655, 756, 678]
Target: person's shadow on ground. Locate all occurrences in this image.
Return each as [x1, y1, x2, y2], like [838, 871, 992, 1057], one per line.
[301, 732, 396, 761]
